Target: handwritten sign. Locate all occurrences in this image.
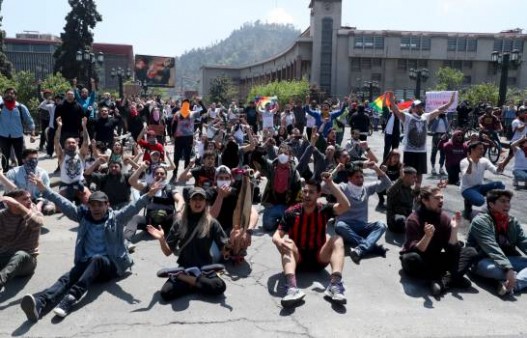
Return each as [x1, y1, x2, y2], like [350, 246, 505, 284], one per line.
[425, 91, 458, 113]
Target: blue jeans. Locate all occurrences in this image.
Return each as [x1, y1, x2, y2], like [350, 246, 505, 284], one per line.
[335, 220, 387, 254]
[513, 169, 527, 181]
[262, 204, 287, 231]
[462, 181, 505, 207]
[473, 256, 527, 292]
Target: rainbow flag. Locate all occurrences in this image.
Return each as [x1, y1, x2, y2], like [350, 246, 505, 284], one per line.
[255, 96, 278, 111]
[369, 94, 388, 113]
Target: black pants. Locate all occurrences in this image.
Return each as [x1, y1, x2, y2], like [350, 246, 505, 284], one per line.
[46, 128, 55, 157]
[400, 246, 478, 281]
[39, 119, 49, 150]
[383, 133, 400, 161]
[0, 136, 24, 171]
[387, 217, 406, 233]
[160, 273, 226, 301]
[446, 164, 461, 185]
[33, 255, 118, 310]
[173, 135, 193, 175]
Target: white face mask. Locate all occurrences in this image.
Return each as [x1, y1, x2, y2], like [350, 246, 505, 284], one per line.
[347, 182, 364, 198]
[278, 154, 289, 164]
[216, 180, 231, 188]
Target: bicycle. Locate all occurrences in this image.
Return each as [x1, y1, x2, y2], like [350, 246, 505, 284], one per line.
[479, 130, 502, 164]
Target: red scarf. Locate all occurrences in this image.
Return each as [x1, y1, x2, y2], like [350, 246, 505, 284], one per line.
[4, 100, 16, 111]
[492, 211, 509, 234]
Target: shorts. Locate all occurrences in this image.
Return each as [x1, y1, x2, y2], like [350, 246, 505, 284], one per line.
[403, 152, 427, 175]
[297, 249, 329, 272]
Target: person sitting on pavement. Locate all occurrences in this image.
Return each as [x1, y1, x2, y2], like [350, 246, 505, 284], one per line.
[466, 189, 527, 297]
[20, 176, 162, 321]
[126, 165, 184, 239]
[252, 142, 303, 232]
[178, 150, 217, 189]
[209, 165, 259, 260]
[334, 162, 392, 264]
[0, 189, 43, 294]
[386, 166, 417, 233]
[0, 149, 56, 215]
[84, 158, 135, 210]
[146, 187, 228, 301]
[400, 186, 476, 298]
[55, 116, 91, 204]
[345, 129, 377, 162]
[272, 174, 350, 308]
[460, 141, 504, 220]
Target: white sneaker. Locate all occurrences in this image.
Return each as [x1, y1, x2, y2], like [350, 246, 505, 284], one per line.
[324, 281, 347, 305]
[431, 168, 437, 175]
[281, 287, 305, 308]
[439, 168, 446, 175]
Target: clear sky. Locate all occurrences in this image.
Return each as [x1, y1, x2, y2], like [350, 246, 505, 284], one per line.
[3, 0, 526, 57]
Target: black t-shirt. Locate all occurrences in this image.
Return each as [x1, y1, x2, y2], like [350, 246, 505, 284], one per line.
[89, 173, 132, 206]
[207, 183, 241, 234]
[166, 215, 227, 268]
[94, 117, 120, 144]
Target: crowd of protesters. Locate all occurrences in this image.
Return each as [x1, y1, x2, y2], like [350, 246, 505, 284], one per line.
[0, 78, 525, 321]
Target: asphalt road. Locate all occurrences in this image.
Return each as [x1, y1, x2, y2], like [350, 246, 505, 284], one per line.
[0, 131, 526, 338]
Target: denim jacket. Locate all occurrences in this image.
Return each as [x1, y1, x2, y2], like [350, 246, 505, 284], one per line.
[42, 188, 150, 276]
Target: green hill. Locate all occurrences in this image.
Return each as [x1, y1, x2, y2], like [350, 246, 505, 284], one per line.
[176, 21, 301, 91]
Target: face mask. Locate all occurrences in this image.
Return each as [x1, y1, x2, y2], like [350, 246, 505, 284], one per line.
[278, 154, 289, 164]
[216, 180, 231, 188]
[348, 182, 364, 198]
[24, 158, 38, 174]
[148, 137, 157, 145]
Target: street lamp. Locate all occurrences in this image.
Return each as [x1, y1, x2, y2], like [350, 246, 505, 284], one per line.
[111, 67, 131, 99]
[408, 68, 429, 99]
[363, 80, 379, 102]
[76, 49, 104, 91]
[491, 49, 522, 107]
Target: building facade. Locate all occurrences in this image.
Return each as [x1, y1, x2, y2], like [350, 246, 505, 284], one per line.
[201, 0, 527, 101]
[5, 32, 134, 91]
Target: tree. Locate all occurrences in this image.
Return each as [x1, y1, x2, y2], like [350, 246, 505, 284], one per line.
[53, 0, 102, 83]
[461, 83, 499, 106]
[41, 72, 74, 98]
[434, 67, 464, 91]
[0, 0, 12, 78]
[208, 75, 239, 103]
[247, 79, 310, 107]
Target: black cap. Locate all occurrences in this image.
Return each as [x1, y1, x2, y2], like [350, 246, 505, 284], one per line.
[88, 191, 109, 203]
[403, 166, 417, 174]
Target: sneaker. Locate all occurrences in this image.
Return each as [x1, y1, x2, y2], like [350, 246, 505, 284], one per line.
[125, 240, 136, 254]
[371, 244, 388, 258]
[431, 168, 437, 175]
[430, 280, 444, 297]
[497, 282, 511, 297]
[513, 178, 519, 188]
[20, 294, 40, 322]
[349, 248, 362, 265]
[439, 168, 446, 175]
[281, 287, 305, 308]
[324, 281, 347, 305]
[53, 294, 76, 318]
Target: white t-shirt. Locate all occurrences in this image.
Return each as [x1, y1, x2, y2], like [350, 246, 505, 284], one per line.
[402, 112, 432, 153]
[306, 113, 315, 128]
[511, 118, 526, 142]
[460, 157, 498, 192]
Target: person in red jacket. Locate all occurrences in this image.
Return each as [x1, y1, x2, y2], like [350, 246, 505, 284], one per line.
[440, 130, 468, 185]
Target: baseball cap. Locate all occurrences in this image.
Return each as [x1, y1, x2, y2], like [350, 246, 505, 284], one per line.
[88, 191, 109, 203]
[412, 100, 423, 107]
[189, 187, 207, 199]
[215, 165, 232, 178]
